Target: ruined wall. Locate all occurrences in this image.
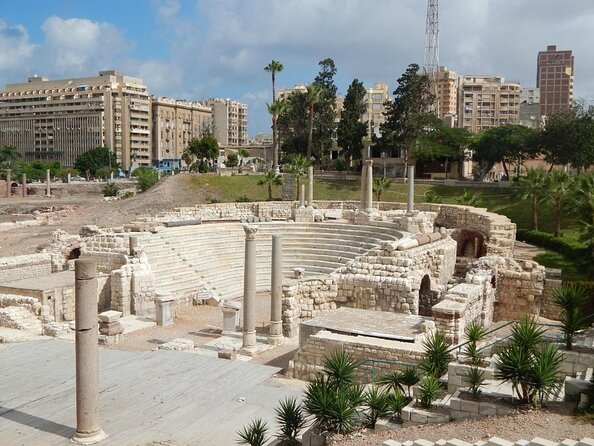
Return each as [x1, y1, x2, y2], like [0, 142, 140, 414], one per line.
[81, 230, 129, 274]
[540, 270, 563, 320]
[494, 259, 546, 321]
[0, 253, 52, 282]
[110, 260, 156, 317]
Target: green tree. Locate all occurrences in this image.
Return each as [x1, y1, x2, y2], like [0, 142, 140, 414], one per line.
[267, 99, 287, 173]
[305, 84, 323, 160]
[418, 125, 471, 178]
[0, 145, 21, 174]
[472, 125, 537, 181]
[96, 166, 117, 180]
[264, 60, 284, 171]
[133, 167, 159, 192]
[74, 147, 117, 177]
[535, 102, 594, 171]
[283, 154, 309, 201]
[544, 170, 572, 237]
[377, 63, 439, 176]
[277, 90, 309, 156]
[258, 171, 283, 200]
[337, 79, 367, 161]
[312, 58, 338, 162]
[516, 168, 546, 231]
[373, 176, 392, 202]
[184, 134, 219, 171]
[225, 153, 239, 172]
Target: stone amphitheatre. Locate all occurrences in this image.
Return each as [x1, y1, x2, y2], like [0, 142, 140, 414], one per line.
[0, 171, 593, 446]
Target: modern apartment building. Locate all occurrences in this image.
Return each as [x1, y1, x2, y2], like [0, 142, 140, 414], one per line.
[536, 45, 574, 117]
[519, 87, 542, 129]
[152, 97, 212, 163]
[363, 82, 390, 138]
[457, 75, 520, 133]
[0, 70, 151, 170]
[276, 84, 307, 101]
[203, 98, 248, 147]
[433, 66, 458, 120]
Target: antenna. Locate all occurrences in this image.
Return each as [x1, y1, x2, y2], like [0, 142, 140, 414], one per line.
[424, 0, 440, 113]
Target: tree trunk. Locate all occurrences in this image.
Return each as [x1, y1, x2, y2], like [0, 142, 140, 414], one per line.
[307, 106, 314, 160]
[502, 161, 510, 180]
[478, 161, 495, 182]
[268, 182, 272, 200]
[555, 199, 561, 237]
[532, 195, 538, 231]
[272, 116, 278, 172]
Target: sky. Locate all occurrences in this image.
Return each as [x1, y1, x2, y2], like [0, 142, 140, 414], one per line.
[0, 0, 593, 137]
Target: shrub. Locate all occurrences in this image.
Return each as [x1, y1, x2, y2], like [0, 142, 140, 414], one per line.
[463, 366, 485, 398]
[552, 284, 591, 350]
[378, 367, 419, 398]
[275, 397, 306, 444]
[335, 157, 349, 173]
[463, 321, 487, 365]
[419, 331, 453, 378]
[385, 390, 409, 421]
[424, 190, 442, 203]
[121, 191, 134, 199]
[96, 166, 116, 180]
[102, 182, 119, 197]
[133, 167, 159, 192]
[418, 375, 442, 409]
[236, 418, 269, 446]
[362, 385, 389, 428]
[236, 195, 251, 202]
[516, 229, 589, 259]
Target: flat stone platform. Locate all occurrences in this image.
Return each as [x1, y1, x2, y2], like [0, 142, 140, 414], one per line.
[300, 307, 432, 345]
[0, 339, 301, 445]
[1, 270, 74, 292]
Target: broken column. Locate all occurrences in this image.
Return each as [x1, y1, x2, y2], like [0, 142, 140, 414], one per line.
[46, 169, 51, 197]
[67, 172, 71, 184]
[242, 225, 257, 350]
[360, 162, 367, 209]
[129, 235, 139, 256]
[72, 259, 106, 444]
[365, 159, 373, 211]
[5, 169, 11, 198]
[299, 184, 305, 208]
[268, 235, 283, 345]
[307, 166, 314, 208]
[21, 173, 26, 197]
[407, 164, 415, 213]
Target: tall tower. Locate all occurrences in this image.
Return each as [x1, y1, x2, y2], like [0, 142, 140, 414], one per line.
[536, 45, 574, 118]
[424, 0, 439, 111]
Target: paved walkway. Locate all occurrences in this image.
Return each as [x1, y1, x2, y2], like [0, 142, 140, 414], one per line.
[0, 339, 302, 445]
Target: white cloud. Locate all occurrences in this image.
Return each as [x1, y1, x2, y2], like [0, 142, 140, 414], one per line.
[0, 20, 36, 73]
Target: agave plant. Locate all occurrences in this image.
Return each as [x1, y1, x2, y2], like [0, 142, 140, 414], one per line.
[385, 390, 409, 421]
[322, 349, 360, 388]
[398, 367, 421, 398]
[419, 331, 453, 378]
[362, 385, 389, 428]
[275, 397, 306, 444]
[463, 366, 486, 399]
[418, 375, 442, 409]
[236, 418, 269, 446]
[463, 321, 488, 365]
[552, 284, 591, 350]
[378, 368, 420, 398]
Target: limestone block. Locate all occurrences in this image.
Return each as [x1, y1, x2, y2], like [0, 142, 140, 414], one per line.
[98, 310, 122, 323]
[158, 338, 194, 351]
[578, 440, 594, 446]
[99, 321, 124, 336]
[445, 440, 473, 446]
[218, 349, 237, 360]
[487, 438, 515, 446]
[530, 439, 559, 446]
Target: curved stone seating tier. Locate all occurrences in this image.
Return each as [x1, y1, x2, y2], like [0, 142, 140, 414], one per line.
[138, 221, 403, 301]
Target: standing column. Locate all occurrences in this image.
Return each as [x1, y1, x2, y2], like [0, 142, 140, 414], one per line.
[67, 172, 71, 184]
[407, 164, 415, 213]
[21, 173, 27, 198]
[268, 235, 283, 345]
[299, 184, 305, 208]
[242, 225, 258, 349]
[307, 166, 314, 208]
[365, 159, 373, 211]
[5, 169, 11, 198]
[46, 169, 51, 197]
[72, 259, 106, 444]
[360, 162, 367, 209]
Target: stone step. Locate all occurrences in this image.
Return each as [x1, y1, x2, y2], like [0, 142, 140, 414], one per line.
[382, 439, 594, 446]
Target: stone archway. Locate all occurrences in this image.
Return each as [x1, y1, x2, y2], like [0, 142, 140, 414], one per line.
[67, 247, 81, 260]
[418, 274, 436, 317]
[456, 230, 486, 258]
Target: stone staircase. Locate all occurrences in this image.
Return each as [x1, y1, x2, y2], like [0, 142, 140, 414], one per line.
[138, 221, 403, 302]
[383, 438, 594, 446]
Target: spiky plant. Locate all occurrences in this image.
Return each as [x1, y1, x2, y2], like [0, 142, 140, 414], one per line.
[528, 343, 563, 407]
[463, 321, 488, 365]
[385, 390, 409, 421]
[236, 418, 269, 446]
[377, 371, 405, 394]
[275, 397, 306, 444]
[419, 331, 453, 378]
[418, 375, 442, 409]
[362, 385, 390, 428]
[398, 367, 421, 398]
[509, 316, 546, 354]
[463, 366, 486, 399]
[322, 349, 360, 388]
[552, 284, 591, 350]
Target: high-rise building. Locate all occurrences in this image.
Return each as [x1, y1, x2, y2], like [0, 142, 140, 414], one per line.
[536, 45, 574, 117]
[363, 82, 390, 138]
[203, 98, 248, 147]
[433, 66, 458, 120]
[152, 98, 212, 164]
[519, 87, 542, 129]
[457, 75, 520, 133]
[276, 84, 307, 101]
[0, 70, 151, 170]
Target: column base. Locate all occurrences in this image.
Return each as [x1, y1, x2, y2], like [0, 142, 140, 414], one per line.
[242, 330, 256, 349]
[71, 429, 108, 445]
[267, 334, 284, 346]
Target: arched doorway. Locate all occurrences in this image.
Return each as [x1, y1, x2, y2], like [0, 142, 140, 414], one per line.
[418, 275, 435, 317]
[67, 248, 81, 260]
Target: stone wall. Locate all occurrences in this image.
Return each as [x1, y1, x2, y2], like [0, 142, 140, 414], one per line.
[541, 270, 563, 320]
[0, 253, 52, 282]
[288, 330, 426, 383]
[110, 260, 156, 317]
[494, 259, 546, 321]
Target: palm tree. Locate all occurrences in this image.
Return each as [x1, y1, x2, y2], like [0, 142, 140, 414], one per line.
[258, 171, 283, 200]
[0, 144, 21, 175]
[569, 172, 594, 225]
[373, 176, 392, 202]
[305, 84, 323, 160]
[543, 170, 572, 237]
[552, 284, 591, 350]
[264, 60, 284, 104]
[265, 60, 284, 172]
[284, 154, 309, 201]
[517, 168, 546, 231]
[267, 99, 286, 173]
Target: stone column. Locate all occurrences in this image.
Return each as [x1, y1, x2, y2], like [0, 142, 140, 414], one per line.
[299, 184, 305, 208]
[365, 159, 373, 211]
[407, 164, 415, 213]
[360, 162, 367, 209]
[67, 173, 71, 184]
[268, 235, 283, 345]
[242, 225, 258, 349]
[72, 259, 106, 444]
[46, 169, 51, 197]
[307, 166, 314, 208]
[21, 173, 27, 198]
[110, 172, 114, 181]
[129, 235, 138, 256]
[5, 169, 11, 198]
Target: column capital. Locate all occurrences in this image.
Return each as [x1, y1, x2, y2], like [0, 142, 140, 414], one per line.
[242, 224, 258, 240]
[364, 159, 373, 167]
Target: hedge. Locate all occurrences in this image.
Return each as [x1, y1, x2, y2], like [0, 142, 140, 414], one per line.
[516, 229, 590, 259]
